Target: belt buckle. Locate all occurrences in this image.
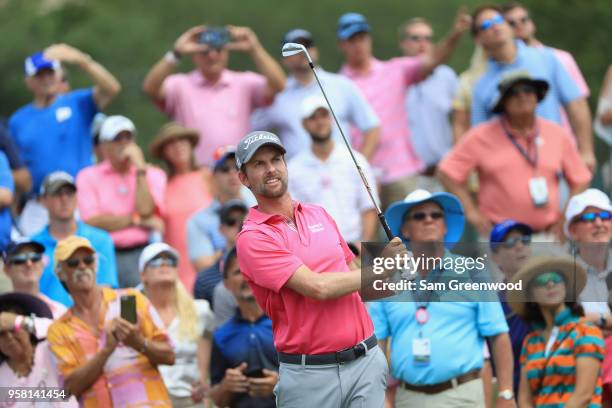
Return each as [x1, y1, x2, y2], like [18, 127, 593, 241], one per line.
[353, 343, 366, 358]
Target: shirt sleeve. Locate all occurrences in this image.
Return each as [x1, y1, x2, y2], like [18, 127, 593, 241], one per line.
[552, 49, 589, 97]
[187, 215, 215, 261]
[476, 301, 509, 337]
[438, 130, 481, 183]
[71, 88, 99, 119]
[367, 302, 390, 340]
[574, 323, 605, 361]
[146, 167, 168, 218]
[397, 56, 424, 88]
[0, 124, 25, 169]
[560, 129, 592, 187]
[47, 322, 80, 376]
[76, 168, 101, 221]
[470, 78, 488, 125]
[236, 229, 303, 293]
[0, 152, 14, 193]
[244, 72, 270, 109]
[161, 74, 181, 116]
[344, 79, 380, 132]
[210, 339, 230, 385]
[195, 299, 216, 334]
[548, 49, 582, 105]
[519, 335, 531, 367]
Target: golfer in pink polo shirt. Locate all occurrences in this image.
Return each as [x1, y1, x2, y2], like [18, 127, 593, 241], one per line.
[235, 131, 406, 407]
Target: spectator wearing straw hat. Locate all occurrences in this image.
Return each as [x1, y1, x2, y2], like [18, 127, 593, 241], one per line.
[150, 122, 213, 292]
[76, 115, 167, 287]
[507, 256, 604, 407]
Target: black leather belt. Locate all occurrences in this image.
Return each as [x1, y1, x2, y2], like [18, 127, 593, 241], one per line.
[402, 369, 481, 394]
[278, 334, 377, 365]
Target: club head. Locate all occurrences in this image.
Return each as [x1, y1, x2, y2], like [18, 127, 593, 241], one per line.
[281, 42, 312, 63]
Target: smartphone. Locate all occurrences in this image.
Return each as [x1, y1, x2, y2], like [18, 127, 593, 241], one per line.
[120, 295, 137, 324]
[198, 27, 231, 49]
[245, 368, 264, 378]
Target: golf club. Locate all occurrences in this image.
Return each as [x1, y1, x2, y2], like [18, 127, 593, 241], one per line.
[281, 42, 394, 241]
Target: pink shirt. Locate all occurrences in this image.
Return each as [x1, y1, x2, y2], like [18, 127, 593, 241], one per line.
[439, 117, 592, 230]
[340, 57, 425, 184]
[162, 70, 270, 166]
[236, 202, 373, 355]
[76, 161, 167, 248]
[163, 170, 213, 292]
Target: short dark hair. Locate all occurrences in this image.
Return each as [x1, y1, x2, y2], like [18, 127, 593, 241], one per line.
[471, 4, 504, 36]
[223, 247, 238, 279]
[500, 1, 528, 14]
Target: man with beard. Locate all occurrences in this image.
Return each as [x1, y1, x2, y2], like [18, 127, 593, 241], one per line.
[288, 96, 379, 249]
[235, 131, 407, 407]
[209, 247, 278, 408]
[47, 236, 174, 407]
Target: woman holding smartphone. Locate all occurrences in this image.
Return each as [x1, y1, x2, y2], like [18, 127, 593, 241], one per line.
[139, 242, 215, 408]
[508, 256, 605, 407]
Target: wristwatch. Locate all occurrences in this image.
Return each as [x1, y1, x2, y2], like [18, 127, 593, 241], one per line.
[498, 389, 514, 400]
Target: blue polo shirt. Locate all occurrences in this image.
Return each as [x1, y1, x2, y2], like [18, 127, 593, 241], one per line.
[9, 88, 98, 194]
[0, 152, 13, 252]
[368, 255, 508, 385]
[32, 221, 118, 306]
[471, 41, 581, 126]
[211, 311, 277, 408]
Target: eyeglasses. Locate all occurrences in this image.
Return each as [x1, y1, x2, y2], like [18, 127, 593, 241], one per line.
[218, 163, 239, 174]
[575, 211, 612, 223]
[9, 252, 42, 266]
[65, 255, 95, 268]
[478, 14, 505, 32]
[404, 34, 432, 42]
[409, 211, 444, 221]
[507, 83, 537, 97]
[501, 235, 531, 248]
[532, 271, 563, 287]
[507, 15, 530, 28]
[147, 257, 178, 268]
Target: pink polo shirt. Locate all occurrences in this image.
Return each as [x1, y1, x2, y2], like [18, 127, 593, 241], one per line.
[340, 57, 425, 184]
[162, 69, 270, 166]
[76, 161, 167, 248]
[236, 202, 374, 354]
[439, 117, 592, 230]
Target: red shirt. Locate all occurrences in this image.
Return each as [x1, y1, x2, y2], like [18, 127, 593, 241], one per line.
[236, 202, 374, 354]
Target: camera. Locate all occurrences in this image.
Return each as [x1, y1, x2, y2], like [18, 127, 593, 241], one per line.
[198, 27, 231, 50]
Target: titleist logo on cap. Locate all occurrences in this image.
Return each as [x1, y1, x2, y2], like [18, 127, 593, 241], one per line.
[243, 133, 280, 149]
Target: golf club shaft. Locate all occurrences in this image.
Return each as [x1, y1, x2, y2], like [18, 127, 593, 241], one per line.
[308, 61, 394, 241]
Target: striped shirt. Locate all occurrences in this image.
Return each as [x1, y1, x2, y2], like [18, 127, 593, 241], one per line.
[340, 57, 425, 184]
[47, 287, 172, 407]
[520, 307, 604, 407]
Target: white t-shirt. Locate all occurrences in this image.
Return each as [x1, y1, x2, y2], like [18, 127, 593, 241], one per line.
[157, 299, 215, 397]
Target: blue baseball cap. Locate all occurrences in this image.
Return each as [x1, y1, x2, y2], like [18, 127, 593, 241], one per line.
[24, 51, 60, 77]
[385, 189, 465, 249]
[337, 13, 371, 40]
[489, 220, 533, 250]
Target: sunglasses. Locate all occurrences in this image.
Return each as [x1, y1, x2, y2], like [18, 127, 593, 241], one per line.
[147, 257, 178, 268]
[501, 235, 531, 248]
[575, 211, 612, 223]
[65, 255, 95, 268]
[404, 34, 432, 42]
[507, 83, 537, 97]
[218, 163, 239, 174]
[222, 218, 241, 227]
[478, 14, 505, 32]
[533, 271, 563, 287]
[409, 211, 444, 221]
[507, 15, 530, 28]
[9, 252, 42, 266]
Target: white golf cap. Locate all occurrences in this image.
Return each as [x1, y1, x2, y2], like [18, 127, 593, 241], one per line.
[99, 115, 136, 143]
[300, 95, 329, 120]
[138, 242, 179, 272]
[564, 188, 612, 237]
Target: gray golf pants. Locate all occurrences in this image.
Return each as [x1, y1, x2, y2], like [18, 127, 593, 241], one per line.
[274, 345, 388, 408]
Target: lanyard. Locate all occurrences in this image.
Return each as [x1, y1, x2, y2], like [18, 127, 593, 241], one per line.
[501, 121, 540, 168]
[414, 269, 444, 327]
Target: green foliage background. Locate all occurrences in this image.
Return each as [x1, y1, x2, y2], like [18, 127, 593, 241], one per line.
[0, 0, 610, 168]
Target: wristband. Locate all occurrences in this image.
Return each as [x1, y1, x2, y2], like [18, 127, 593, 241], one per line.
[164, 50, 181, 65]
[14, 315, 24, 332]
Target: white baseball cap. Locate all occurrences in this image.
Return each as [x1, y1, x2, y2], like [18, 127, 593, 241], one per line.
[99, 115, 136, 143]
[564, 188, 612, 237]
[300, 95, 329, 120]
[138, 243, 179, 272]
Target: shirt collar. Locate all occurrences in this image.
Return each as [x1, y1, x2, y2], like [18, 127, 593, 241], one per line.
[490, 40, 525, 66]
[532, 306, 577, 330]
[340, 57, 381, 78]
[247, 201, 303, 225]
[233, 308, 269, 324]
[192, 69, 231, 87]
[99, 160, 136, 175]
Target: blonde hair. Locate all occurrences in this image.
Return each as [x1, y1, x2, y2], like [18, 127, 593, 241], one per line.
[174, 280, 199, 342]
